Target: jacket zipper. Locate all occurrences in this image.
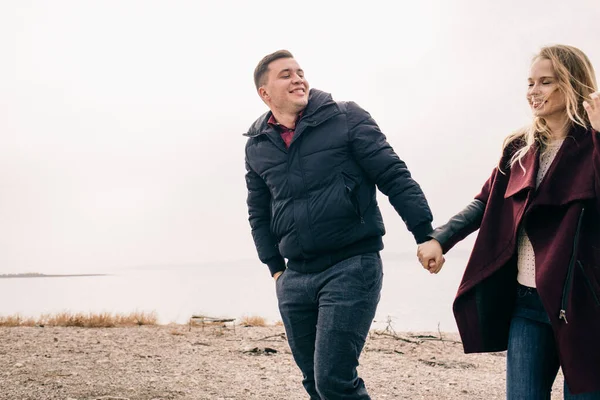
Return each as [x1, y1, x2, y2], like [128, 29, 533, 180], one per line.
[342, 172, 365, 224]
[288, 107, 340, 147]
[344, 184, 364, 224]
[559, 207, 586, 323]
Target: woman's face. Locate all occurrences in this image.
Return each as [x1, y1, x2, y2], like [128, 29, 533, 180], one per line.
[527, 58, 567, 120]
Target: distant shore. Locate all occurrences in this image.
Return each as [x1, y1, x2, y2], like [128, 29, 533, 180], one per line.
[0, 273, 108, 279]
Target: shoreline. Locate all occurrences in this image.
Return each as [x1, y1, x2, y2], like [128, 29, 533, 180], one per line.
[0, 274, 109, 279]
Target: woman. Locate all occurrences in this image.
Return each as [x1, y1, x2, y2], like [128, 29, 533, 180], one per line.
[417, 45, 600, 399]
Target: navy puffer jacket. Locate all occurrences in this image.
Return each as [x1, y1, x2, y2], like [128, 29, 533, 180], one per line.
[245, 89, 433, 275]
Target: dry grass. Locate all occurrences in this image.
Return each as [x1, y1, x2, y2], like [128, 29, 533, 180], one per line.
[240, 315, 267, 327]
[0, 315, 37, 327]
[115, 311, 158, 326]
[0, 311, 158, 328]
[0, 312, 277, 329]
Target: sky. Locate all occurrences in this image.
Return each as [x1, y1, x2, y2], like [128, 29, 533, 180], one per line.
[1, 0, 599, 274]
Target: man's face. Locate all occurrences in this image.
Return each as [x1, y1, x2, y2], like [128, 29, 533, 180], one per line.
[259, 57, 309, 114]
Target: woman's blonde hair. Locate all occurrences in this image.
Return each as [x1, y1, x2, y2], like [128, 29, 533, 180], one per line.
[501, 45, 598, 172]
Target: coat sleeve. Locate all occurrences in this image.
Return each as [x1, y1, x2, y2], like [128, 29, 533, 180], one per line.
[429, 200, 485, 253]
[346, 102, 433, 244]
[429, 166, 497, 253]
[245, 156, 286, 276]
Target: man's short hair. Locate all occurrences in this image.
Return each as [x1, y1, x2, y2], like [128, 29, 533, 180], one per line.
[254, 50, 294, 90]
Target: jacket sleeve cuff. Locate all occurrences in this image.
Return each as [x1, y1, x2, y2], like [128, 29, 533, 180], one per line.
[428, 230, 451, 253]
[412, 222, 434, 244]
[266, 256, 286, 276]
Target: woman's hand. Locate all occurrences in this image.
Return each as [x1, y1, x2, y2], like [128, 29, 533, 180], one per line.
[417, 239, 445, 274]
[583, 92, 600, 131]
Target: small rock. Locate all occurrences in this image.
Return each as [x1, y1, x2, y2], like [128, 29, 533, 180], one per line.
[14, 363, 24, 368]
[242, 346, 278, 355]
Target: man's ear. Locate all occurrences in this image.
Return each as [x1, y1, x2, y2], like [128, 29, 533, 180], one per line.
[258, 87, 269, 101]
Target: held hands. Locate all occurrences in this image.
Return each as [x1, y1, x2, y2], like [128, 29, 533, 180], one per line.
[583, 92, 600, 131]
[417, 239, 445, 274]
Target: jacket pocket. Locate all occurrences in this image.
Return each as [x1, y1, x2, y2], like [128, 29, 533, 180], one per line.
[341, 172, 363, 222]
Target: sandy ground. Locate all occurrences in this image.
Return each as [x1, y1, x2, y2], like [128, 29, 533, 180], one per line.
[0, 323, 565, 400]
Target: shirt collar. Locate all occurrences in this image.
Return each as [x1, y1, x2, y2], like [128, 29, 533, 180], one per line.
[267, 111, 303, 130]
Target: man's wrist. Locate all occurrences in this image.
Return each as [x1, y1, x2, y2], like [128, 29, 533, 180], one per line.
[413, 222, 434, 244]
[267, 255, 286, 276]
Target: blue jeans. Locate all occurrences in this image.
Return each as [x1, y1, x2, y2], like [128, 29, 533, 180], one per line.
[507, 284, 600, 400]
[276, 253, 383, 400]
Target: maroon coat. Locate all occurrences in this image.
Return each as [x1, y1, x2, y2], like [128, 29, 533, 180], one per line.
[444, 125, 600, 394]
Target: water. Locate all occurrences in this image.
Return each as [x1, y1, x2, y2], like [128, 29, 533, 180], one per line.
[0, 254, 468, 332]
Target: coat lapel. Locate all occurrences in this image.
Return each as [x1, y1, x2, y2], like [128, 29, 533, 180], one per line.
[504, 144, 538, 199]
[531, 126, 595, 207]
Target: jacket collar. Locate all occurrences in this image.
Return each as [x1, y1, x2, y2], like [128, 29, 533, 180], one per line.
[243, 89, 338, 138]
[505, 125, 595, 206]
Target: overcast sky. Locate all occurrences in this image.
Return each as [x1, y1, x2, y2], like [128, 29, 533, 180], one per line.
[1, 0, 599, 273]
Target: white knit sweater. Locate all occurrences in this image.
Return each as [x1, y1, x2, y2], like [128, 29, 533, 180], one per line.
[517, 139, 565, 288]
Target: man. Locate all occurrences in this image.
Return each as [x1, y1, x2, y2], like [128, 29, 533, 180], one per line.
[244, 50, 435, 399]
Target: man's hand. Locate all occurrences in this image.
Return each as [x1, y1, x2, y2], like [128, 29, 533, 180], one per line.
[584, 92, 600, 131]
[273, 271, 284, 282]
[417, 239, 445, 274]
